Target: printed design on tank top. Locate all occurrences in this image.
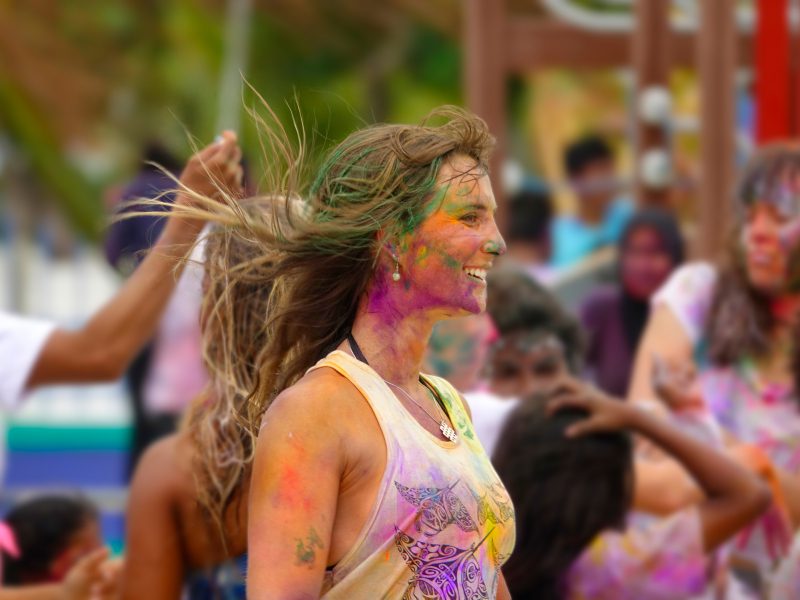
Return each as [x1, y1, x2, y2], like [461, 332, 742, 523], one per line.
[487, 540, 508, 599]
[394, 526, 493, 600]
[394, 480, 478, 535]
[470, 485, 513, 527]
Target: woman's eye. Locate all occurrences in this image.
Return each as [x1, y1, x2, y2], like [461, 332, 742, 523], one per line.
[460, 213, 479, 225]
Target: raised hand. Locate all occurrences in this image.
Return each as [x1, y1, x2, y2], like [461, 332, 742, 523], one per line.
[651, 354, 705, 412]
[176, 130, 244, 207]
[59, 547, 118, 600]
[545, 378, 633, 437]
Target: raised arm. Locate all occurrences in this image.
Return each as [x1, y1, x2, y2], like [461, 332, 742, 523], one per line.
[626, 304, 695, 403]
[247, 378, 346, 599]
[550, 384, 771, 552]
[26, 132, 243, 388]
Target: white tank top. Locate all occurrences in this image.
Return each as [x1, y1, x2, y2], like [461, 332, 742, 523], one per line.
[315, 350, 516, 599]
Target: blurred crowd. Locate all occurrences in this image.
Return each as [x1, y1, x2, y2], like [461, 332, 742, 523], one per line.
[2, 120, 800, 600]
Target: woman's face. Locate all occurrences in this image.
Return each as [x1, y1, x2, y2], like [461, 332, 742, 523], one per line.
[488, 332, 569, 398]
[620, 226, 676, 300]
[742, 201, 798, 293]
[397, 154, 506, 318]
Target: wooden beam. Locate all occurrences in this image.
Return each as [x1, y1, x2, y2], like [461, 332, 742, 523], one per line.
[505, 18, 754, 72]
[696, 0, 736, 260]
[465, 0, 508, 231]
[632, 0, 670, 206]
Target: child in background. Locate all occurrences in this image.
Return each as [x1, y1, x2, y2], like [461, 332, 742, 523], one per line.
[2, 495, 103, 585]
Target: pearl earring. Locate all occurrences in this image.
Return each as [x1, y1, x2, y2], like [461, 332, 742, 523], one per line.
[392, 255, 401, 282]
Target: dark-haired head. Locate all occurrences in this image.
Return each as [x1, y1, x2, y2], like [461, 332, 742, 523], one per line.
[564, 135, 613, 179]
[2, 495, 100, 584]
[142, 141, 182, 174]
[507, 184, 553, 247]
[486, 269, 584, 397]
[493, 393, 632, 599]
[619, 208, 684, 301]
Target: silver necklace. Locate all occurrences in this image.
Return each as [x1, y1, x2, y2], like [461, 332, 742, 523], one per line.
[384, 379, 459, 444]
[346, 332, 458, 443]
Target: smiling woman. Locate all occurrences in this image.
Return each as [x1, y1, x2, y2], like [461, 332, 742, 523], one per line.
[628, 143, 800, 594]
[181, 106, 515, 599]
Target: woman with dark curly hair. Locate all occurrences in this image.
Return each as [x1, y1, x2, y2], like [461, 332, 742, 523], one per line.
[629, 143, 800, 591]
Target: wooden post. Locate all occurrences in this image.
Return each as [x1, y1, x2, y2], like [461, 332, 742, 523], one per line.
[464, 0, 507, 232]
[697, 0, 737, 260]
[632, 0, 670, 207]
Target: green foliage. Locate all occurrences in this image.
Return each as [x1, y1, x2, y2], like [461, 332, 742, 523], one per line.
[3, 2, 462, 238]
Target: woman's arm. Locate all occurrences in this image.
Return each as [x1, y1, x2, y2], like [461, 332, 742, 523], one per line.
[26, 132, 243, 387]
[627, 304, 695, 403]
[247, 379, 347, 599]
[634, 457, 703, 515]
[550, 385, 771, 552]
[120, 436, 186, 600]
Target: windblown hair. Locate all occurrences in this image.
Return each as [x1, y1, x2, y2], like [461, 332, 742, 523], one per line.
[183, 197, 282, 537]
[705, 143, 800, 366]
[493, 392, 633, 599]
[168, 104, 495, 528]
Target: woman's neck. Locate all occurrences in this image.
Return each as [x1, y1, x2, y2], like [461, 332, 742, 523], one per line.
[347, 291, 439, 389]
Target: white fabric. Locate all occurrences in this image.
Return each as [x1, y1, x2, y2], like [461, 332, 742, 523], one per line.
[0, 311, 56, 411]
[142, 238, 208, 415]
[651, 262, 718, 345]
[464, 390, 519, 457]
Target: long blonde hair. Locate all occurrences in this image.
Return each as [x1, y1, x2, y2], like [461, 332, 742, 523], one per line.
[176, 104, 495, 528]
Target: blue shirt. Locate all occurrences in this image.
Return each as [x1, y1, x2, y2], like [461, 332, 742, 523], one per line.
[550, 198, 634, 268]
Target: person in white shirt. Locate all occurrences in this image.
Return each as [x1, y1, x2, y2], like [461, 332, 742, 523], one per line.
[0, 132, 243, 600]
[0, 132, 243, 411]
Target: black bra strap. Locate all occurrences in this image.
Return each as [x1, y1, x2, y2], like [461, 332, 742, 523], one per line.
[347, 332, 369, 365]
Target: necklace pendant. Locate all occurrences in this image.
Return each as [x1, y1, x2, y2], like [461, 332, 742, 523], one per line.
[440, 420, 459, 443]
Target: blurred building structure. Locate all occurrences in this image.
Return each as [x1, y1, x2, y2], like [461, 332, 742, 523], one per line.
[464, 0, 756, 259]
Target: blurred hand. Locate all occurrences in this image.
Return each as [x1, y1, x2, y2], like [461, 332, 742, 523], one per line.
[545, 378, 633, 437]
[651, 354, 705, 412]
[60, 547, 118, 600]
[177, 130, 244, 207]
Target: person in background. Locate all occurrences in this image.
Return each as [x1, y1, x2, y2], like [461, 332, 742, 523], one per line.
[104, 142, 183, 276]
[580, 208, 685, 396]
[494, 382, 770, 599]
[423, 314, 497, 393]
[0, 495, 115, 600]
[2, 496, 103, 586]
[501, 183, 557, 285]
[466, 268, 584, 455]
[122, 196, 287, 600]
[0, 132, 242, 415]
[628, 144, 800, 593]
[105, 142, 209, 474]
[550, 134, 633, 268]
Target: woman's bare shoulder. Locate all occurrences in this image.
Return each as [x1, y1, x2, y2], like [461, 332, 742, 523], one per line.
[269, 366, 370, 422]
